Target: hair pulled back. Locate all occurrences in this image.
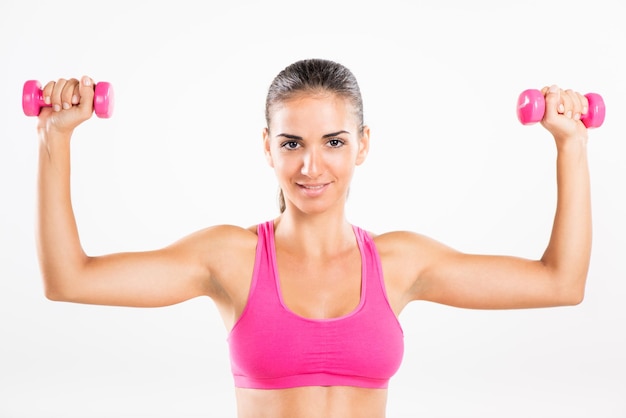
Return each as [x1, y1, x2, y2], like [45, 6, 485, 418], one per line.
[266, 59, 364, 133]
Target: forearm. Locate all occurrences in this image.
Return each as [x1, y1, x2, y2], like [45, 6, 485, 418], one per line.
[36, 130, 88, 299]
[541, 138, 591, 300]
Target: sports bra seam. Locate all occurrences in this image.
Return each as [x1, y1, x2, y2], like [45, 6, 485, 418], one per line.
[363, 228, 404, 334]
[227, 223, 265, 337]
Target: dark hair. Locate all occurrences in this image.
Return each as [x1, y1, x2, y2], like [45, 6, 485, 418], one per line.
[265, 59, 365, 212]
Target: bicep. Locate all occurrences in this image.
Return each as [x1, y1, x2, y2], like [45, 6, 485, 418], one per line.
[72, 247, 211, 307]
[45, 226, 244, 308]
[391, 233, 576, 310]
[416, 251, 563, 309]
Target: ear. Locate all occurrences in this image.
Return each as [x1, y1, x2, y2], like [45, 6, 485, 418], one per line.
[355, 125, 370, 166]
[263, 127, 275, 168]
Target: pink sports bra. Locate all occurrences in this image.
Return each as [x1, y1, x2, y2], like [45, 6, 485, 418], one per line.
[227, 221, 404, 389]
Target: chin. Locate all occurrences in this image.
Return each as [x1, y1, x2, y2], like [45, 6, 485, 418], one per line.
[290, 198, 345, 216]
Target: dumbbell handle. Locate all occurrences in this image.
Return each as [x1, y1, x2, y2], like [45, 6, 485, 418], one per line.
[22, 80, 114, 118]
[517, 89, 605, 128]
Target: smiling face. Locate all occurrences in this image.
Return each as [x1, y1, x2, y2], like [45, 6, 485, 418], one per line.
[264, 92, 370, 216]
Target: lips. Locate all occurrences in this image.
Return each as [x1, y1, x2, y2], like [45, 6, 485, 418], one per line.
[298, 183, 327, 189]
[296, 182, 330, 196]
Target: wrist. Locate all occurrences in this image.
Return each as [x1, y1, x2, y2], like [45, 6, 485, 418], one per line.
[554, 132, 588, 153]
[38, 129, 73, 161]
[554, 137, 589, 166]
[37, 124, 73, 146]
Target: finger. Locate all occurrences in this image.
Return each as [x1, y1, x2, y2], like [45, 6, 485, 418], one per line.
[560, 89, 574, 119]
[564, 89, 583, 120]
[568, 90, 587, 121]
[61, 78, 79, 110]
[77, 76, 95, 115]
[544, 84, 562, 120]
[71, 82, 80, 105]
[50, 78, 67, 112]
[42, 81, 55, 105]
[581, 94, 589, 116]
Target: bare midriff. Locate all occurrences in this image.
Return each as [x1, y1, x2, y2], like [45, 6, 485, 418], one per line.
[235, 386, 388, 418]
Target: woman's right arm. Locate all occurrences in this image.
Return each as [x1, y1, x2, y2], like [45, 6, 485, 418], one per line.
[36, 76, 253, 307]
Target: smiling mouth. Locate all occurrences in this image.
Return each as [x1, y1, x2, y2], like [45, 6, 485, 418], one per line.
[296, 183, 331, 196]
[298, 184, 327, 190]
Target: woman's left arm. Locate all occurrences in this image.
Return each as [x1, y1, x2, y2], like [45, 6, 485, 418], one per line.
[403, 85, 591, 309]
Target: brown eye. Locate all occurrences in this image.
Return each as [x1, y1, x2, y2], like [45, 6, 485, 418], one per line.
[281, 141, 300, 150]
[328, 138, 344, 148]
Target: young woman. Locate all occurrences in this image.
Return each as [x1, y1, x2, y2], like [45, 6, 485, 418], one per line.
[36, 59, 591, 417]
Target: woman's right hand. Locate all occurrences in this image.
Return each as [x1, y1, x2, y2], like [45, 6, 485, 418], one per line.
[37, 76, 95, 136]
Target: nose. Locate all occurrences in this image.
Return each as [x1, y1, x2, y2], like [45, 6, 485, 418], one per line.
[301, 148, 322, 178]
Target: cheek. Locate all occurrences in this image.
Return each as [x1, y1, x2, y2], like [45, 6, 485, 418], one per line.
[270, 152, 295, 176]
[326, 152, 358, 178]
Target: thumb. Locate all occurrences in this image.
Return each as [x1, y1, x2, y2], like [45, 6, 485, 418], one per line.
[543, 84, 562, 121]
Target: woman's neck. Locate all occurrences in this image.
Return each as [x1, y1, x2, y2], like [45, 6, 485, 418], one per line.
[273, 209, 355, 257]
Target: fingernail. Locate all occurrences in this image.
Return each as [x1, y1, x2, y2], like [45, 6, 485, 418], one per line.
[71, 95, 79, 104]
[549, 84, 558, 93]
[62, 102, 70, 110]
[558, 104, 565, 113]
[574, 112, 581, 120]
[44, 96, 51, 105]
[83, 77, 91, 86]
[53, 104, 61, 112]
[566, 110, 572, 119]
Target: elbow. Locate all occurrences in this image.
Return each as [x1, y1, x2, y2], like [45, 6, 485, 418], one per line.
[563, 289, 585, 306]
[572, 286, 586, 305]
[41, 272, 75, 302]
[39, 257, 89, 302]
[44, 287, 70, 302]
[556, 276, 587, 306]
[43, 280, 68, 302]
[541, 260, 588, 307]
[44, 291, 63, 302]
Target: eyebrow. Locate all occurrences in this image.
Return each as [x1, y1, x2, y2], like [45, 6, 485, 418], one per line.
[276, 130, 351, 140]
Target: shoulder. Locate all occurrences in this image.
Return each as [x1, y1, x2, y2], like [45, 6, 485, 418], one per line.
[369, 230, 459, 307]
[183, 224, 261, 302]
[372, 230, 457, 280]
[181, 224, 259, 248]
[169, 224, 259, 271]
[372, 230, 445, 255]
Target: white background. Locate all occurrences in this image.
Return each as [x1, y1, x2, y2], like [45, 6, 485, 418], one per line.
[1, 0, 625, 417]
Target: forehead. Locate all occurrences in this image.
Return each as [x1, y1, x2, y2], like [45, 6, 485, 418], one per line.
[269, 93, 359, 133]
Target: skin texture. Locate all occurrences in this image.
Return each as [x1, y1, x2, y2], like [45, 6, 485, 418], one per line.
[36, 77, 591, 417]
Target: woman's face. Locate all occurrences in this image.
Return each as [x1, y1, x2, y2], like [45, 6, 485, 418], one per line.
[264, 93, 370, 215]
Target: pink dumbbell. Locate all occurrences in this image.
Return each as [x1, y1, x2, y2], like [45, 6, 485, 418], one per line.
[517, 89, 605, 128]
[22, 79, 114, 118]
